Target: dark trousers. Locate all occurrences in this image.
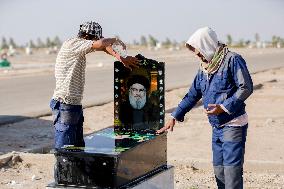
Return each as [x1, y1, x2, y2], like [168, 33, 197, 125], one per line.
[50, 99, 85, 149]
[212, 125, 248, 189]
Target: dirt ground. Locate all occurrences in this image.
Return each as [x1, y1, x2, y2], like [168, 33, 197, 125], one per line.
[1, 64, 284, 188]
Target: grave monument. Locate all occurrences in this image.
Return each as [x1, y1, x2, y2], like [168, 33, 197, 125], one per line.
[47, 54, 173, 189]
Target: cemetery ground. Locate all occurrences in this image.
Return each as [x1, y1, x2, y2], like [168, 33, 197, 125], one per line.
[0, 49, 284, 188]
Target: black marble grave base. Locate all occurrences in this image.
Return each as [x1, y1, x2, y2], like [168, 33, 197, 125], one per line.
[47, 165, 174, 189]
[53, 127, 167, 189]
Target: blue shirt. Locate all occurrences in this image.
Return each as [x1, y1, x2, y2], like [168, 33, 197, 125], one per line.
[172, 52, 253, 127]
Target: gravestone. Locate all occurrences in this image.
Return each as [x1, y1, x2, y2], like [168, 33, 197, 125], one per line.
[48, 54, 169, 189]
[114, 54, 165, 131]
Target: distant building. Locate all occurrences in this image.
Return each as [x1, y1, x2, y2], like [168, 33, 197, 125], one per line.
[25, 46, 32, 55]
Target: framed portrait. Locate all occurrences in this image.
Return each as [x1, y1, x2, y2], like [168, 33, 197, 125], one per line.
[114, 54, 165, 131]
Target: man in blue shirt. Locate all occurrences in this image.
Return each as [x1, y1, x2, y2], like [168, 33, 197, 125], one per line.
[158, 27, 253, 189]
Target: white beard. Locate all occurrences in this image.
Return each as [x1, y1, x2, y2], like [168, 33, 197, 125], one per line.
[129, 94, 146, 110]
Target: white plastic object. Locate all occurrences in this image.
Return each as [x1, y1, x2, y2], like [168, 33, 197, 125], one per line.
[112, 41, 128, 58]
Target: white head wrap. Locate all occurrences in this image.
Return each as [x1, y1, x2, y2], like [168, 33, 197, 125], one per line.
[186, 27, 219, 62]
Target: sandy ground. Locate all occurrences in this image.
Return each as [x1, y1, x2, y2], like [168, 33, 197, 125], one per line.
[1, 64, 284, 188]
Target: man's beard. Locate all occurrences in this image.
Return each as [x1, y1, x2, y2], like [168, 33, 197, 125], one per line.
[129, 94, 146, 110]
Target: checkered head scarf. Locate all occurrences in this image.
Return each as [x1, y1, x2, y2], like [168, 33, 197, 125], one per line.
[79, 21, 103, 40]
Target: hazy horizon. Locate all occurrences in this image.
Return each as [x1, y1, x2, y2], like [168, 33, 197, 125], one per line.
[1, 0, 284, 45]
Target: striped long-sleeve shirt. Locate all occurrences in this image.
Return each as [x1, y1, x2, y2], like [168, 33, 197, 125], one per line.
[52, 37, 94, 105]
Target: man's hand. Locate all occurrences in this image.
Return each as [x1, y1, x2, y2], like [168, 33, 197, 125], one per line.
[120, 56, 139, 70]
[204, 104, 224, 115]
[103, 46, 139, 70]
[156, 118, 176, 134]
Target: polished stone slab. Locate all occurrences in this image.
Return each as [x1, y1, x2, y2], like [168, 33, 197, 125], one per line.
[51, 127, 167, 188]
[47, 166, 174, 189]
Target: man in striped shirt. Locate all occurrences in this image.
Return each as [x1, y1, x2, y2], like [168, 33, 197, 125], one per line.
[50, 21, 139, 149]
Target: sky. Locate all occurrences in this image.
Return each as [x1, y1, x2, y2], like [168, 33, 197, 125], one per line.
[0, 0, 283, 45]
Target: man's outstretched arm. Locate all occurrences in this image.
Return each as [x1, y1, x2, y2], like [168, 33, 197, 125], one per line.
[92, 38, 117, 50]
[92, 38, 139, 70]
[157, 72, 203, 133]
